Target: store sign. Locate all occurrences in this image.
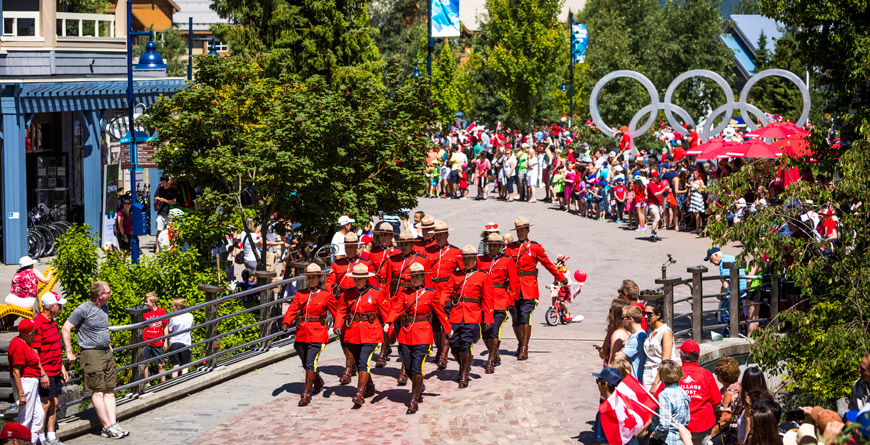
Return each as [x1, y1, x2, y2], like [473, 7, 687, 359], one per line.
[7, 212, 19, 219]
[119, 143, 159, 169]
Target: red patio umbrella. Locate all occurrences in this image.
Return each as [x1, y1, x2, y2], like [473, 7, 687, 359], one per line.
[772, 133, 812, 158]
[686, 137, 724, 155]
[726, 138, 781, 159]
[697, 140, 740, 160]
[744, 121, 808, 139]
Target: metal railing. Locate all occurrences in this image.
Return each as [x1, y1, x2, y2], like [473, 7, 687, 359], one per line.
[650, 264, 781, 343]
[58, 268, 326, 409]
[56, 12, 116, 38]
[2, 11, 40, 38]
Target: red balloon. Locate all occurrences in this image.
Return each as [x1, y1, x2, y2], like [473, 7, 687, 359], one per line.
[574, 269, 587, 283]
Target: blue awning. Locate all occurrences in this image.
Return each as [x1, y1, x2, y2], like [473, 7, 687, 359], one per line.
[0, 78, 188, 114]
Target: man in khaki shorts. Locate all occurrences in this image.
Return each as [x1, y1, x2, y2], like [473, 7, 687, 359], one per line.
[62, 281, 130, 439]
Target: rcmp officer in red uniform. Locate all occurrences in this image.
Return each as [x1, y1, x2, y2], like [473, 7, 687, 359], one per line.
[380, 231, 432, 379]
[368, 222, 397, 366]
[504, 217, 567, 360]
[445, 245, 495, 388]
[476, 233, 518, 374]
[281, 263, 337, 406]
[325, 232, 376, 384]
[413, 215, 436, 255]
[424, 220, 462, 369]
[382, 263, 453, 414]
[334, 264, 391, 407]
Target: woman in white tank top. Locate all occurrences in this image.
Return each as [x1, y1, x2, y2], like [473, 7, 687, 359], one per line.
[642, 300, 679, 390]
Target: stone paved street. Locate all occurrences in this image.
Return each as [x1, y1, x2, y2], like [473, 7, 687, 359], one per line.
[63, 196, 722, 444]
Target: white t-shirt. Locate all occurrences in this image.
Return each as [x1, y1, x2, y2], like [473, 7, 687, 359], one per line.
[238, 231, 262, 262]
[331, 231, 346, 257]
[167, 312, 194, 346]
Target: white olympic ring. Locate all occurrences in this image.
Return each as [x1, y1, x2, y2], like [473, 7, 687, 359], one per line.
[589, 69, 811, 151]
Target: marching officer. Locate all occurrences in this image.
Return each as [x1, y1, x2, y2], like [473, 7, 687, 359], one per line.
[382, 263, 453, 414]
[334, 264, 390, 407]
[504, 217, 567, 360]
[324, 232, 376, 384]
[413, 215, 437, 255]
[280, 263, 337, 406]
[424, 220, 462, 370]
[445, 245, 495, 388]
[476, 232, 518, 374]
[368, 221, 397, 366]
[380, 231, 432, 378]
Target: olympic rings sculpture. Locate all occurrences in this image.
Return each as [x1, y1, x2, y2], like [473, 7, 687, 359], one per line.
[588, 69, 811, 150]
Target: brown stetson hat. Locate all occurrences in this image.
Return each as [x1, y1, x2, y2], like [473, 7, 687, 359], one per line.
[349, 263, 374, 278]
[432, 220, 452, 233]
[397, 231, 416, 243]
[408, 262, 431, 275]
[483, 233, 503, 245]
[420, 215, 436, 228]
[373, 221, 395, 234]
[460, 244, 478, 257]
[511, 217, 533, 230]
[344, 232, 363, 246]
[304, 263, 327, 275]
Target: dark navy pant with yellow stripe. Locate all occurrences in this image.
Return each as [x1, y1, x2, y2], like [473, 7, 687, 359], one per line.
[294, 341, 326, 371]
[448, 322, 481, 355]
[398, 343, 433, 376]
[482, 310, 508, 340]
[346, 343, 380, 373]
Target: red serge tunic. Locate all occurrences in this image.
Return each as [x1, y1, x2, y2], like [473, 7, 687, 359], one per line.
[336, 286, 390, 345]
[282, 288, 338, 344]
[385, 253, 433, 298]
[476, 254, 519, 310]
[385, 287, 451, 345]
[445, 269, 495, 325]
[367, 246, 397, 287]
[503, 240, 565, 300]
[324, 257, 376, 295]
[424, 243, 462, 305]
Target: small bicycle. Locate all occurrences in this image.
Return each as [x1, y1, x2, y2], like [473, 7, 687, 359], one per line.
[544, 257, 587, 326]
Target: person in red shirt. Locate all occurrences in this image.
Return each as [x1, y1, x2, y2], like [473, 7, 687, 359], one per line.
[8, 319, 48, 444]
[476, 233, 519, 374]
[281, 263, 338, 406]
[817, 208, 839, 246]
[445, 245, 495, 388]
[413, 215, 436, 255]
[646, 171, 670, 241]
[382, 263, 453, 414]
[334, 264, 391, 407]
[32, 292, 68, 445]
[633, 177, 648, 232]
[672, 142, 687, 162]
[142, 292, 167, 384]
[613, 176, 627, 223]
[424, 220, 463, 369]
[686, 124, 700, 151]
[619, 127, 632, 151]
[674, 340, 723, 443]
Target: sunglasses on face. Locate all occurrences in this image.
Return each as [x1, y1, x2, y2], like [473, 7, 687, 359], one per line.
[644, 312, 655, 317]
[485, 223, 498, 230]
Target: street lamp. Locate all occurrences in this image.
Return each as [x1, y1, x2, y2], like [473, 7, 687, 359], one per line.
[559, 83, 568, 91]
[187, 17, 220, 81]
[127, 0, 167, 264]
[412, 62, 426, 78]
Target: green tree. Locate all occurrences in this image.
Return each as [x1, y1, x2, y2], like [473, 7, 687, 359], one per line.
[211, 0, 383, 87]
[480, 0, 567, 131]
[431, 40, 461, 124]
[143, 56, 435, 269]
[370, 0, 427, 84]
[704, 0, 870, 407]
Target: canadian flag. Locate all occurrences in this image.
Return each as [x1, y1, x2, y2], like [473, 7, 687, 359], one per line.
[599, 374, 659, 445]
[466, 121, 476, 132]
[496, 121, 502, 133]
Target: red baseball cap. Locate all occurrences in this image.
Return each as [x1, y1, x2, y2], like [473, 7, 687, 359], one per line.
[1, 422, 31, 440]
[651, 171, 660, 178]
[16, 319, 34, 334]
[679, 340, 700, 356]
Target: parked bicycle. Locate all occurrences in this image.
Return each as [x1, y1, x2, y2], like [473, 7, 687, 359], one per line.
[27, 204, 71, 259]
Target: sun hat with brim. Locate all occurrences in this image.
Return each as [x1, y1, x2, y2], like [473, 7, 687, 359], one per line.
[483, 233, 503, 245]
[511, 217, 533, 230]
[397, 231, 416, 243]
[460, 244, 478, 257]
[18, 256, 37, 269]
[433, 220, 452, 233]
[408, 263, 431, 275]
[484, 222, 499, 233]
[349, 263, 375, 278]
[419, 215, 436, 229]
[373, 222, 395, 234]
[344, 232, 363, 246]
[782, 423, 818, 445]
[304, 263, 327, 275]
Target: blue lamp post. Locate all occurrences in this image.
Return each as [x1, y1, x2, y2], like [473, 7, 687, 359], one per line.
[127, 0, 167, 263]
[411, 62, 426, 78]
[187, 17, 220, 81]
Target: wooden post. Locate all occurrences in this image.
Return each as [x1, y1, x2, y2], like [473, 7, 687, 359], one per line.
[654, 277, 683, 329]
[687, 266, 708, 343]
[198, 284, 225, 368]
[769, 275, 779, 333]
[256, 271, 278, 348]
[729, 264, 741, 337]
[124, 306, 148, 394]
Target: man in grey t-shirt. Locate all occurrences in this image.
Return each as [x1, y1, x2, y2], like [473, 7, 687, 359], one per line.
[61, 281, 130, 439]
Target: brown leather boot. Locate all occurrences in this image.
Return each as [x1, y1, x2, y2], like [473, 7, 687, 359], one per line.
[514, 325, 524, 356]
[452, 352, 463, 382]
[312, 372, 324, 394]
[485, 343, 496, 374]
[518, 325, 531, 360]
[493, 339, 502, 365]
[407, 375, 424, 414]
[299, 370, 315, 406]
[364, 373, 376, 398]
[433, 331, 444, 363]
[375, 343, 389, 368]
[437, 337, 450, 369]
[339, 348, 354, 384]
[458, 353, 472, 388]
[352, 372, 370, 406]
[397, 363, 409, 386]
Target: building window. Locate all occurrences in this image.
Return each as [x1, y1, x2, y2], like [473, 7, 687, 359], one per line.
[213, 39, 228, 52]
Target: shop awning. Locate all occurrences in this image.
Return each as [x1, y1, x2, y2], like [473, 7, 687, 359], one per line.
[1, 78, 188, 114]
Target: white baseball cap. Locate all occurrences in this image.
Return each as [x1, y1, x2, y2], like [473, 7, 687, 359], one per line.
[41, 292, 67, 307]
[338, 215, 355, 226]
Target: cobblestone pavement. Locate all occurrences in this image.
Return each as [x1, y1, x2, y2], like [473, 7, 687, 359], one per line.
[64, 196, 724, 444]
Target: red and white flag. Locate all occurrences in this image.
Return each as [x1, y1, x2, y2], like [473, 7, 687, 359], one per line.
[496, 120, 502, 133]
[599, 374, 659, 445]
[466, 121, 476, 132]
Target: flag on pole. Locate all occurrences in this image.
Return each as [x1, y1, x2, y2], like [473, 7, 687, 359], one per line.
[496, 121, 502, 133]
[466, 122, 476, 133]
[599, 374, 659, 445]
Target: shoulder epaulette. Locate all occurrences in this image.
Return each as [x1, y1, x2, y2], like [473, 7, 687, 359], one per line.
[358, 257, 371, 263]
[414, 253, 428, 259]
[450, 244, 460, 250]
[530, 241, 540, 245]
[370, 285, 381, 291]
[424, 287, 435, 291]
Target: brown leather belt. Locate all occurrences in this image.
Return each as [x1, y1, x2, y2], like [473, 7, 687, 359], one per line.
[493, 282, 508, 289]
[351, 313, 377, 323]
[456, 296, 481, 305]
[517, 269, 538, 277]
[300, 316, 326, 325]
[390, 280, 411, 289]
[376, 277, 387, 285]
[432, 277, 449, 283]
[400, 314, 432, 327]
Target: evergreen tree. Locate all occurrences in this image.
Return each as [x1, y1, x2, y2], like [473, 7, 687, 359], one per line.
[431, 40, 461, 125]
